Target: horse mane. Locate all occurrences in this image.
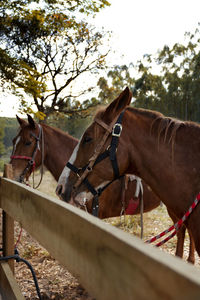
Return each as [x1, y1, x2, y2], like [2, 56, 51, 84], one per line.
[151, 116, 184, 145]
[127, 106, 186, 164]
[95, 105, 195, 151]
[126, 106, 184, 145]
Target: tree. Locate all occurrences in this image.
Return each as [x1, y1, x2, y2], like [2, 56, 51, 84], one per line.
[2, 117, 18, 149]
[0, 119, 5, 157]
[94, 64, 147, 107]
[97, 25, 200, 122]
[134, 26, 200, 121]
[0, 0, 110, 119]
[47, 112, 92, 138]
[96, 64, 136, 104]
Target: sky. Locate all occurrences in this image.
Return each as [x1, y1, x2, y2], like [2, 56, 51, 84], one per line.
[93, 0, 200, 64]
[1, 0, 200, 117]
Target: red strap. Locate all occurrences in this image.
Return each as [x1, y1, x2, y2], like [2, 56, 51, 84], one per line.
[125, 197, 139, 215]
[10, 155, 36, 172]
[11, 155, 32, 160]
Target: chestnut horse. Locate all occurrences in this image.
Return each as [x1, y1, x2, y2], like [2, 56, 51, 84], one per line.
[57, 87, 197, 262]
[10, 114, 194, 262]
[11, 115, 78, 182]
[10, 115, 159, 219]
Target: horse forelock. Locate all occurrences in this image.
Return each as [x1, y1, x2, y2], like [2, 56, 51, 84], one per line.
[15, 125, 30, 141]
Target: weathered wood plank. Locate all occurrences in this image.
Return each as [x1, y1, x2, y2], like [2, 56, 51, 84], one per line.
[0, 165, 24, 299]
[0, 262, 25, 300]
[3, 164, 13, 180]
[1, 177, 200, 300]
[2, 164, 14, 272]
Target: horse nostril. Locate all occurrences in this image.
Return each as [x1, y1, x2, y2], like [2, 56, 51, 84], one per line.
[56, 185, 62, 196]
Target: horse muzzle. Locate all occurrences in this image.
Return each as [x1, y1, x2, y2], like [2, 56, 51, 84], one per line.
[56, 181, 74, 203]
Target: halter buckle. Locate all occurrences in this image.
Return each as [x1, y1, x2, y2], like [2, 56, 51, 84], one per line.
[112, 123, 122, 137]
[76, 168, 82, 178]
[29, 159, 34, 166]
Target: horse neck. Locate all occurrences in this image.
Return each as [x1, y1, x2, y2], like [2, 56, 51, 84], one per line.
[41, 124, 78, 181]
[124, 108, 200, 209]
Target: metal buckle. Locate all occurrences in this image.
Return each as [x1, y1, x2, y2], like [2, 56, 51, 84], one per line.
[112, 123, 122, 137]
[76, 168, 82, 178]
[29, 159, 34, 165]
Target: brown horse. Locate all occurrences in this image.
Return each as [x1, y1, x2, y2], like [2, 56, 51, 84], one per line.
[10, 115, 159, 218]
[57, 87, 197, 262]
[10, 114, 194, 262]
[11, 115, 78, 182]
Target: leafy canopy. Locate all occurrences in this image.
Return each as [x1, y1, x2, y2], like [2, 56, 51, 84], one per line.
[96, 24, 200, 122]
[0, 0, 110, 119]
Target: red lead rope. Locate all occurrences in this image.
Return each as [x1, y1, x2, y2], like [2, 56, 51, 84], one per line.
[145, 193, 200, 247]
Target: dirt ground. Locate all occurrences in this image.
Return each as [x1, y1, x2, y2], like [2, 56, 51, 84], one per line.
[1, 170, 200, 299]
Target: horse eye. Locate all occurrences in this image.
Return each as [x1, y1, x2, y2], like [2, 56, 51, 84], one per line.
[25, 141, 32, 146]
[83, 136, 92, 144]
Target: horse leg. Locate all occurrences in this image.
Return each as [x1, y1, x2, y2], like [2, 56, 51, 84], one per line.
[175, 226, 186, 258]
[167, 208, 185, 258]
[167, 208, 196, 263]
[187, 230, 195, 264]
[167, 208, 193, 261]
[168, 208, 196, 263]
[186, 217, 200, 261]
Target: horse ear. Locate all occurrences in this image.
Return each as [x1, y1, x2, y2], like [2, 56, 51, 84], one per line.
[16, 115, 27, 127]
[103, 87, 132, 123]
[27, 114, 36, 129]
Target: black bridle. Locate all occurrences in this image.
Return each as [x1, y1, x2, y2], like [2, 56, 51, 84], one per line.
[66, 111, 125, 216]
[11, 125, 43, 184]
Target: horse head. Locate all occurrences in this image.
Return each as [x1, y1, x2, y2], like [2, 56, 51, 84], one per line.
[56, 87, 136, 206]
[10, 114, 44, 183]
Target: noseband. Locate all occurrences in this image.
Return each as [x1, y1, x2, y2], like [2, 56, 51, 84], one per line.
[67, 111, 126, 216]
[11, 125, 43, 184]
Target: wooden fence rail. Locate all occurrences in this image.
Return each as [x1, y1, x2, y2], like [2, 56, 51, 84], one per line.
[1, 176, 200, 299]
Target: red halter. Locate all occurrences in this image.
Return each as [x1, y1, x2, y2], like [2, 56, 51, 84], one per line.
[10, 155, 36, 172]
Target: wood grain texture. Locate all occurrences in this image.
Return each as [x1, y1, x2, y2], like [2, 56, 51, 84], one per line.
[1, 178, 200, 300]
[2, 164, 14, 271]
[0, 262, 25, 300]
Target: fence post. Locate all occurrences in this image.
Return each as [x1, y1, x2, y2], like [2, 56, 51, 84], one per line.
[2, 164, 14, 273]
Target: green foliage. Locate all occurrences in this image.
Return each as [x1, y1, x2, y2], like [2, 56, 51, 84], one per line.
[97, 25, 200, 122]
[133, 26, 200, 121]
[97, 64, 136, 104]
[0, 0, 110, 120]
[47, 113, 92, 138]
[0, 125, 5, 156]
[0, 117, 18, 172]
[0, 160, 5, 172]
[0, 117, 18, 148]
[0, 118, 6, 171]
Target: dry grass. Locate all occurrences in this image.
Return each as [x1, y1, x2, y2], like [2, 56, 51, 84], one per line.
[2, 170, 200, 299]
[105, 206, 200, 264]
